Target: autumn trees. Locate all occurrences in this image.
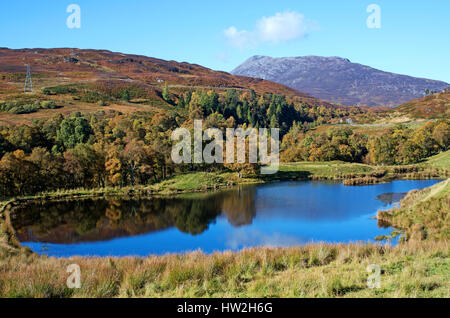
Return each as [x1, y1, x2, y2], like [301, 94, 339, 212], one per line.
[366, 121, 449, 165]
[0, 109, 178, 196]
[281, 126, 369, 163]
[281, 121, 449, 165]
[0, 148, 64, 196]
[0, 86, 448, 198]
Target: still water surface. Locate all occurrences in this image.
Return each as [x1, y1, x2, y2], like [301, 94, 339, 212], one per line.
[13, 179, 440, 257]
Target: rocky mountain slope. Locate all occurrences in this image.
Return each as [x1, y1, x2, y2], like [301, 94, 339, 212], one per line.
[232, 55, 449, 107]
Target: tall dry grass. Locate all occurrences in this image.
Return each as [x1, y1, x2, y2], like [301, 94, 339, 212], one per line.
[0, 242, 448, 298]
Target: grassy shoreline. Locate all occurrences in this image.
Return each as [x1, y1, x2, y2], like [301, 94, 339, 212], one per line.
[2, 155, 448, 204]
[378, 179, 449, 242]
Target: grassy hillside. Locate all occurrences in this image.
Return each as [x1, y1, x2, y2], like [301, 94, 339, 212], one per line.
[421, 150, 450, 169]
[378, 179, 449, 241]
[0, 48, 346, 125]
[391, 92, 450, 120]
[1, 49, 447, 130]
[345, 92, 450, 125]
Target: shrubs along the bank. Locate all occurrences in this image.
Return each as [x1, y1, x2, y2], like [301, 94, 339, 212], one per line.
[378, 179, 450, 241]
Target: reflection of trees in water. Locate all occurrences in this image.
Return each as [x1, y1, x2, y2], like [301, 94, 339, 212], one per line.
[12, 197, 217, 243]
[376, 193, 407, 206]
[173, 199, 222, 235]
[221, 186, 256, 227]
[377, 218, 392, 229]
[12, 186, 259, 243]
[105, 200, 122, 224]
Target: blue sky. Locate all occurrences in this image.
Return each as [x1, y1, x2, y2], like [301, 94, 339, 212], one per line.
[1, 0, 449, 82]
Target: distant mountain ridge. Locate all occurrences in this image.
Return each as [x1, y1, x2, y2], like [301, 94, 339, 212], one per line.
[232, 55, 449, 107]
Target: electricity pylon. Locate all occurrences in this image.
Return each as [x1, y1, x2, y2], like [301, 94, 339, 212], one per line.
[24, 64, 33, 93]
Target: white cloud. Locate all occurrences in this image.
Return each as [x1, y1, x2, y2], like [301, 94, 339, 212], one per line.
[257, 11, 308, 43]
[223, 11, 314, 49]
[223, 26, 253, 49]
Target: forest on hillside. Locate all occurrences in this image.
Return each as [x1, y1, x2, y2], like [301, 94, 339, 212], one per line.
[0, 86, 448, 197]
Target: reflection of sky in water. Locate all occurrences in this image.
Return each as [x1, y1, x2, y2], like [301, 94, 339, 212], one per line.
[21, 179, 441, 257]
[225, 228, 310, 250]
[252, 180, 429, 221]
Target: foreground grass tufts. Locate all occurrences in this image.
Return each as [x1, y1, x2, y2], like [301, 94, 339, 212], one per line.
[0, 242, 448, 298]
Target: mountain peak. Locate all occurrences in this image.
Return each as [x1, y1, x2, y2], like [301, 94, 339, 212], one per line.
[232, 55, 448, 107]
[246, 55, 351, 63]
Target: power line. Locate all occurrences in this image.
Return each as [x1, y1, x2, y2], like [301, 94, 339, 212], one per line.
[24, 64, 33, 93]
